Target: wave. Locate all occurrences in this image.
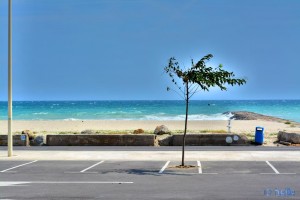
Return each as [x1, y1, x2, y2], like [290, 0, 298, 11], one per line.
[32, 113, 234, 121]
[63, 118, 80, 121]
[33, 112, 48, 115]
[141, 113, 232, 121]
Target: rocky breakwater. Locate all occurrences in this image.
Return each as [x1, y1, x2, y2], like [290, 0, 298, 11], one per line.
[225, 111, 291, 122]
[278, 131, 300, 145]
[225, 111, 300, 146]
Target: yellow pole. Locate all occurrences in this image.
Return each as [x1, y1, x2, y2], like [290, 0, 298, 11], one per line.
[8, 0, 13, 157]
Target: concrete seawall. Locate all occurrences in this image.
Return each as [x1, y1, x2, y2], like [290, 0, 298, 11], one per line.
[46, 134, 155, 146]
[46, 134, 249, 146]
[172, 134, 249, 146]
[0, 135, 28, 146]
[0, 134, 249, 146]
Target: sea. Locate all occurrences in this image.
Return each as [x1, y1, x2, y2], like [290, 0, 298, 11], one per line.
[0, 100, 299, 122]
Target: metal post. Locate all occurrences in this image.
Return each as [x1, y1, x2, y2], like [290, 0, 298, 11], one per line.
[8, 0, 13, 157]
[227, 118, 231, 134]
[227, 112, 232, 134]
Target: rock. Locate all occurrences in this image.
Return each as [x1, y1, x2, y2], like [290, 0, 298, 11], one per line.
[279, 141, 291, 146]
[278, 131, 300, 144]
[158, 135, 173, 146]
[154, 125, 170, 135]
[30, 135, 44, 146]
[34, 136, 44, 146]
[81, 130, 96, 134]
[133, 129, 144, 134]
[21, 130, 35, 140]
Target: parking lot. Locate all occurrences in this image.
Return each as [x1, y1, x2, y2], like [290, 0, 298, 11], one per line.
[0, 146, 299, 199]
[1, 160, 300, 175]
[0, 160, 299, 199]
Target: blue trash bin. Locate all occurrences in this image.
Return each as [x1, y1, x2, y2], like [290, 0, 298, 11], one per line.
[255, 126, 264, 145]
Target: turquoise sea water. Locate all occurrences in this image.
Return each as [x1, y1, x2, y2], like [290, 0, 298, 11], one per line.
[0, 100, 299, 122]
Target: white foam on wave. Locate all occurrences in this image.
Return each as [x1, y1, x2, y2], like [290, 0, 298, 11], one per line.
[63, 118, 80, 121]
[33, 112, 48, 115]
[141, 113, 232, 121]
[42, 113, 234, 121]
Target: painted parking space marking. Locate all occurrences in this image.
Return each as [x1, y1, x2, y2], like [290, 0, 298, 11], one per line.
[93, 161, 166, 175]
[201, 161, 275, 174]
[260, 161, 297, 174]
[32, 181, 133, 184]
[0, 171, 17, 174]
[198, 161, 218, 174]
[159, 161, 170, 174]
[268, 161, 300, 174]
[80, 161, 104, 173]
[197, 161, 202, 174]
[0, 160, 38, 173]
[0, 161, 30, 172]
[64, 171, 98, 174]
[265, 161, 280, 174]
[1, 161, 298, 176]
[0, 181, 133, 187]
[161, 161, 198, 174]
[16, 161, 102, 174]
[260, 173, 297, 175]
[0, 181, 31, 187]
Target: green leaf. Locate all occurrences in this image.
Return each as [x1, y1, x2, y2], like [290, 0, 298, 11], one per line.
[164, 54, 246, 99]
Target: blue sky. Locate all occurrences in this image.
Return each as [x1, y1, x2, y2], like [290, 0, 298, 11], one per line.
[0, 0, 299, 101]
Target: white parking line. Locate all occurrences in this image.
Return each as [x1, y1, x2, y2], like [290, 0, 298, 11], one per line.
[65, 171, 98, 174]
[0, 181, 133, 187]
[265, 161, 280, 174]
[197, 161, 202, 174]
[159, 161, 170, 174]
[0, 182, 31, 187]
[80, 161, 104, 173]
[260, 173, 296, 175]
[0, 160, 38, 173]
[34, 181, 133, 184]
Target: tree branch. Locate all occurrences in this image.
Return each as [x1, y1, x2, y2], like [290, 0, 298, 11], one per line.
[188, 85, 200, 99]
[168, 86, 186, 100]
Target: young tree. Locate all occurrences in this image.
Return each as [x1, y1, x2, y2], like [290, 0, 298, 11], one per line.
[164, 54, 246, 166]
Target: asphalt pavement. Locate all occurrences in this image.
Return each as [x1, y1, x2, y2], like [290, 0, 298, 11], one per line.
[1, 146, 300, 161]
[0, 159, 299, 199]
[0, 146, 299, 199]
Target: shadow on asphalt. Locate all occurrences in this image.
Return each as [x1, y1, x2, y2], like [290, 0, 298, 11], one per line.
[97, 168, 196, 176]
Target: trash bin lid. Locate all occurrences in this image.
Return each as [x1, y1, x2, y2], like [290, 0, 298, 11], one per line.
[256, 126, 264, 131]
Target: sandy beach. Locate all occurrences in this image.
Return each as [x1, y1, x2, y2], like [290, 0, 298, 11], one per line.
[0, 120, 299, 134]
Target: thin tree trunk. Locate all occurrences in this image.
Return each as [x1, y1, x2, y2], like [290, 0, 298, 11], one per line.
[181, 82, 189, 166]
